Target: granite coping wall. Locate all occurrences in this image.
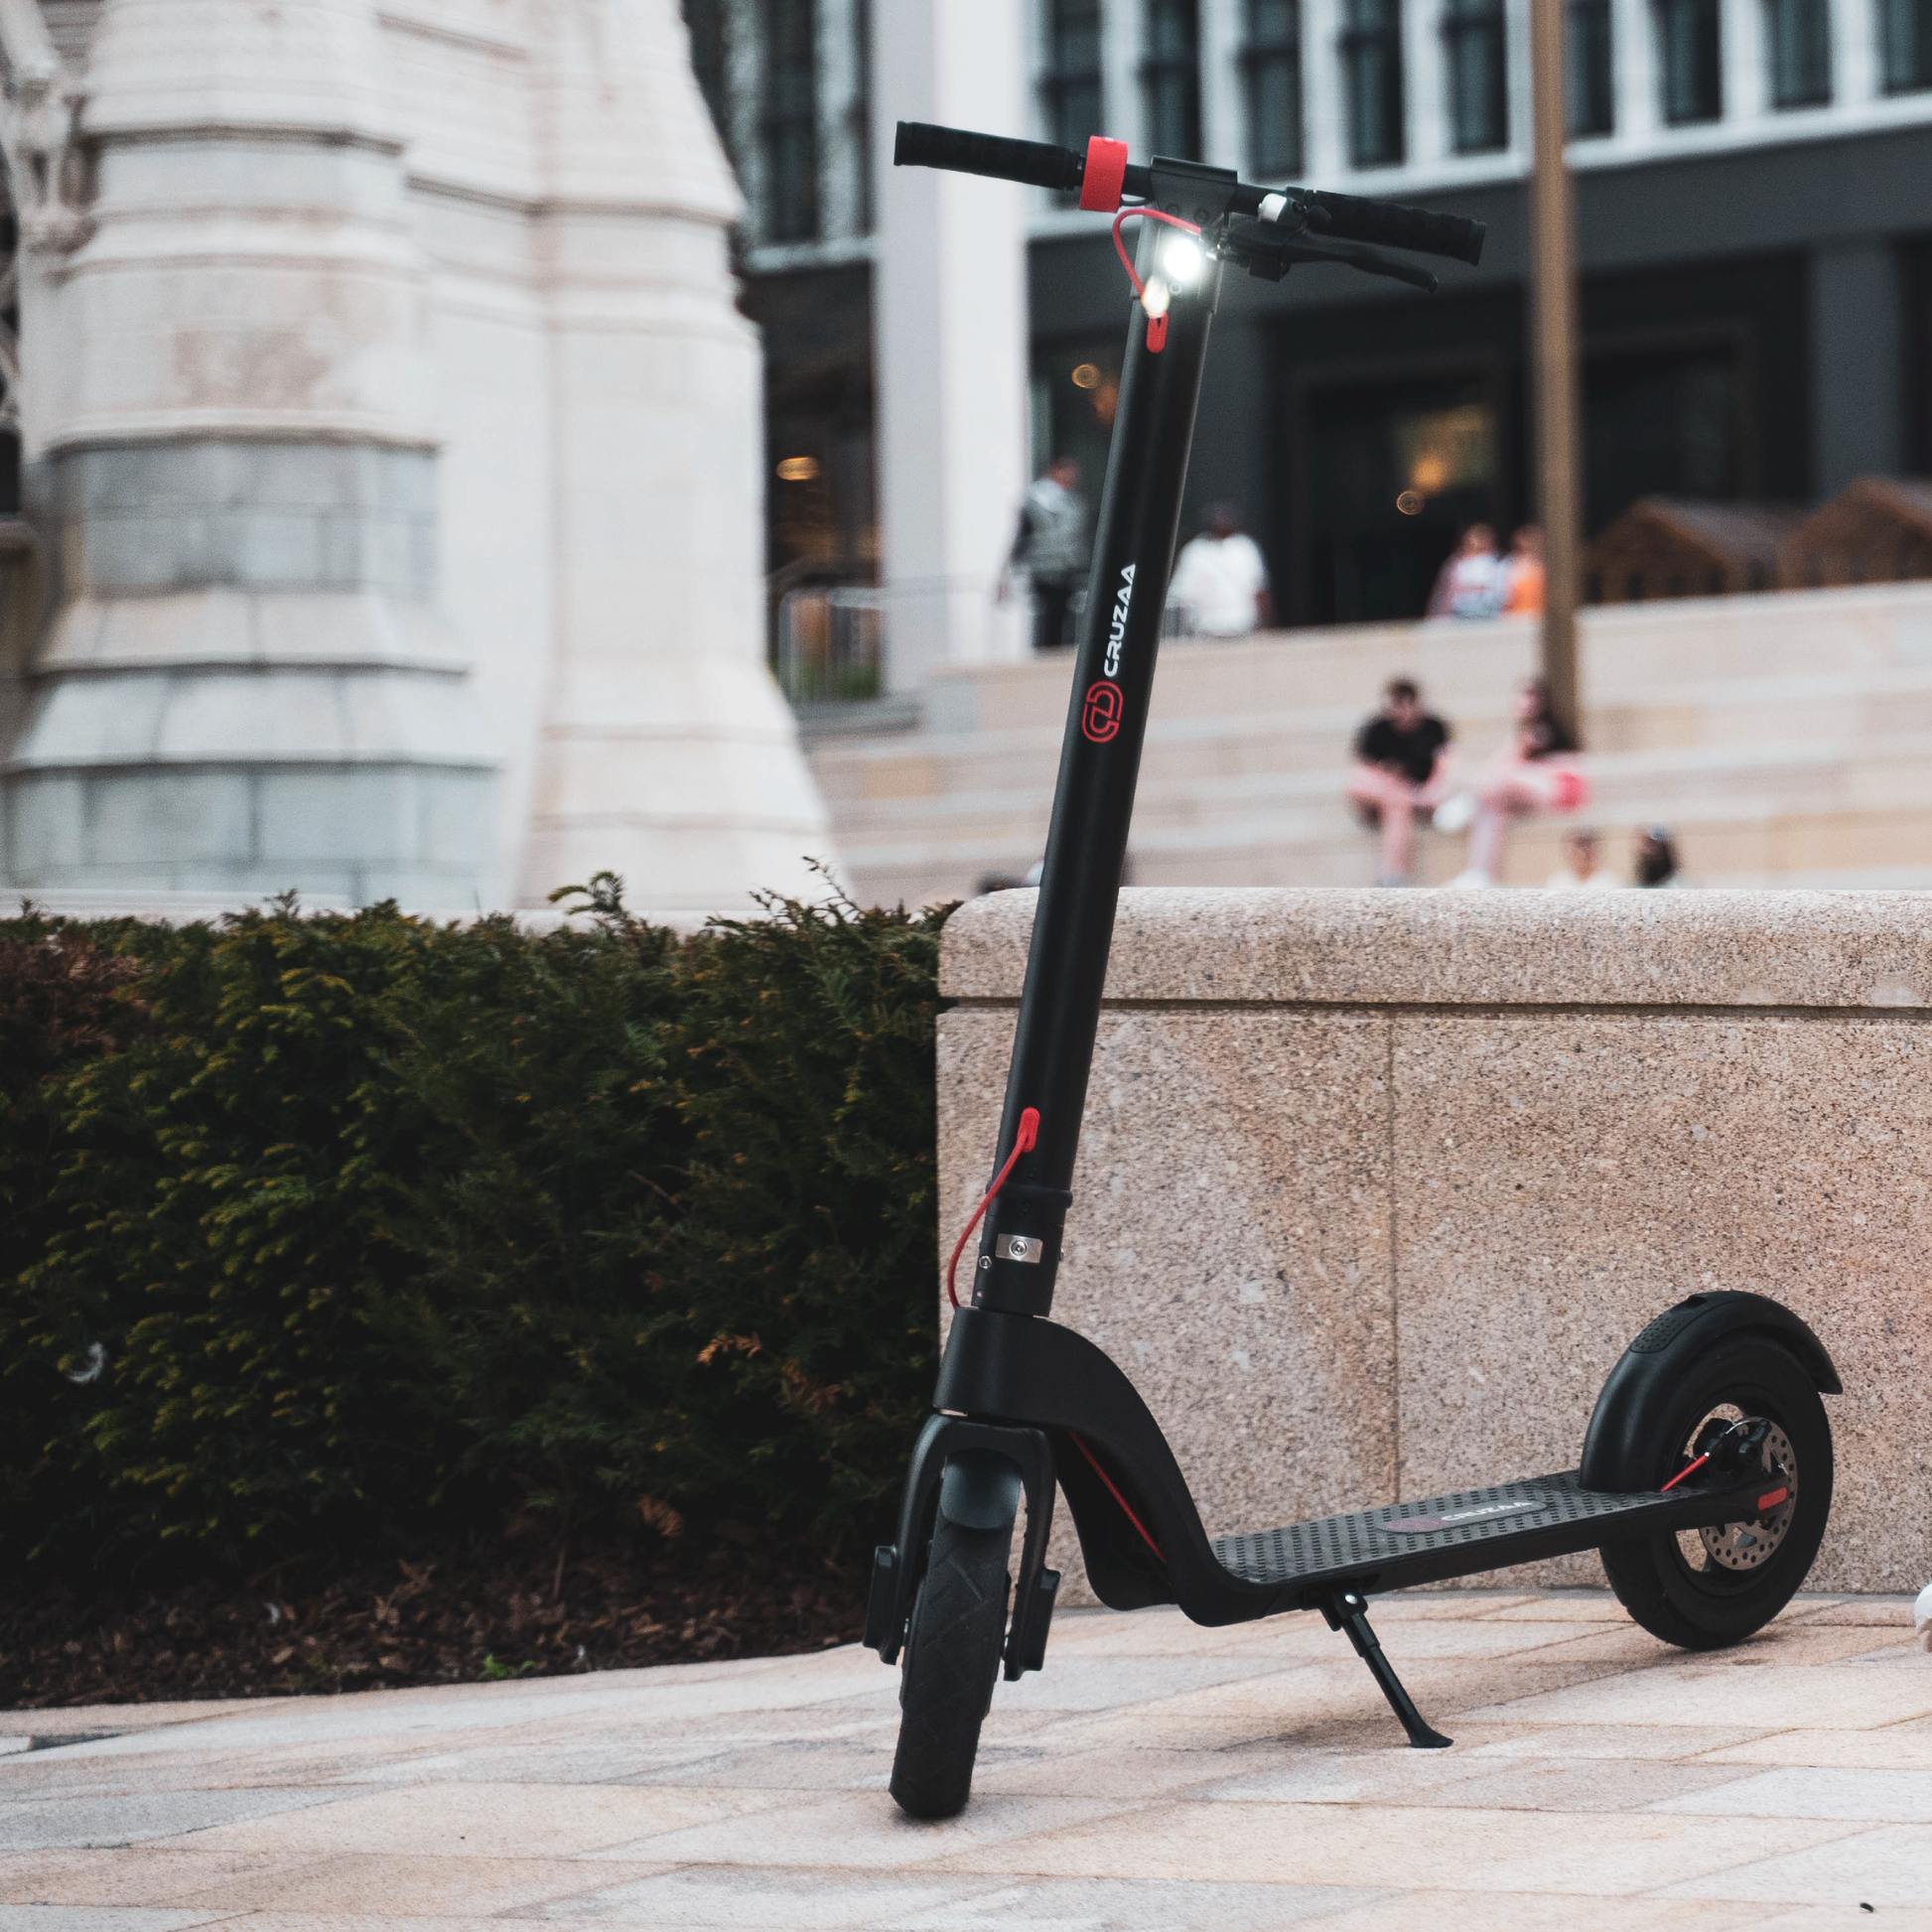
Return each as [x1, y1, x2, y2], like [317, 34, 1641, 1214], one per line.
[937, 888, 1932, 1598]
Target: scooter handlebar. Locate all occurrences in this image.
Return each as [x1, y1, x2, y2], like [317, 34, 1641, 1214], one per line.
[893, 121, 1083, 195]
[893, 119, 1486, 269]
[1301, 190, 1485, 268]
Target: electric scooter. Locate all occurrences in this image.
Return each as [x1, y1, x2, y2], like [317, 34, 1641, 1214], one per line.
[867, 120, 1841, 1820]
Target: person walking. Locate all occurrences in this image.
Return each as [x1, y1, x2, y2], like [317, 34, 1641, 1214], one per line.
[1347, 677, 1452, 886]
[1003, 456, 1092, 653]
[1166, 502, 1273, 637]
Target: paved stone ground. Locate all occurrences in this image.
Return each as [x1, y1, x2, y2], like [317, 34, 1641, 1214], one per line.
[2, 1589, 1927, 1932]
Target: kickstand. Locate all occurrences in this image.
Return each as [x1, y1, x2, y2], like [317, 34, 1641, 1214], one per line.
[1319, 1589, 1452, 1749]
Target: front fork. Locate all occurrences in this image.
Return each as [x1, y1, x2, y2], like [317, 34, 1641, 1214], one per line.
[864, 1415, 1061, 1681]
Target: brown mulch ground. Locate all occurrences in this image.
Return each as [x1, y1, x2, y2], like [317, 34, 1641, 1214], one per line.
[0, 1527, 872, 1709]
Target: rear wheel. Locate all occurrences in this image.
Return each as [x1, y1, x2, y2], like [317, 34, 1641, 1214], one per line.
[889, 1510, 1014, 1819]
[1599, 1333, 1832, 1649]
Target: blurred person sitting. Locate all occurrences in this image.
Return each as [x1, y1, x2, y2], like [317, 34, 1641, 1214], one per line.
[1546, 826, 1618, 892]
[1347, 677, 1452, 887]
[1446, 678, 1587, 888]
[1167, 502, 1273, 637]
[1634, 824, 1684, 888]
[1501, 524, 1545, 616]
[1426, 522, 1504, 621]
[1002, 455, 1091, 653]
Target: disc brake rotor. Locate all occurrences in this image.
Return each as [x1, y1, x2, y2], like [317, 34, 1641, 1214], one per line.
[1695, 1418, 1798, 1573]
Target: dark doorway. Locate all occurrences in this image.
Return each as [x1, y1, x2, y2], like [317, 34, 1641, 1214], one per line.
[1583, 336, 1747, 533]
[1305, 374, 1503, 622]
[738, 263, 877, 584]
[1032, 334, 1124, 502]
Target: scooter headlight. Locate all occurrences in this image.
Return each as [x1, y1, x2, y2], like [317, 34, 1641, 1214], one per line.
[1160, 235, 1204, 287]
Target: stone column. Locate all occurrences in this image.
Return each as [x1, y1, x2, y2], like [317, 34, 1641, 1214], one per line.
[872, 0, 1031, 694]
[515, 0, 837, 915]
[0, 0, 500, 909]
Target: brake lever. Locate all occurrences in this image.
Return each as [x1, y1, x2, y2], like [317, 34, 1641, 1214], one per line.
[1221, 216, 1439, 295]
[1288, 236, 1440, 294]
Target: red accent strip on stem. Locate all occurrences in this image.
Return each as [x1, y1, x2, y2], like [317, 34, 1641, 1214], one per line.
[944, 1107, 1040, 1309]
[1068, 1431, 1166, 1564]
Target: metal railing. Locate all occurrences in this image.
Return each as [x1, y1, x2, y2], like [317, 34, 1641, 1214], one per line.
[775, 585, 885, 704]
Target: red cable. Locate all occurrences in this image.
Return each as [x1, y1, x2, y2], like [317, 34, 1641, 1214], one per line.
[1068, 1431, 1166, 1564]
[944, 1107, 1040, 1309]
[1110, 207, 1203, 304]
[1660, 1451, 1710, 1493]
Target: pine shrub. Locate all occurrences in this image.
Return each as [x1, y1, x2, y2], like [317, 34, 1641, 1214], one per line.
[0, 885, 949, 1584]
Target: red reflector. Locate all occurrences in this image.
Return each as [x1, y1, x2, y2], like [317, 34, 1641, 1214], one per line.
[1080, 135, 1130, 212]
[1756, 1486, 1789, 1511]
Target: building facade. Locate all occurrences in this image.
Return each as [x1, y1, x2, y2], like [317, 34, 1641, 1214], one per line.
[0, 0, 836, 917]
[702, 0, 1932, 632]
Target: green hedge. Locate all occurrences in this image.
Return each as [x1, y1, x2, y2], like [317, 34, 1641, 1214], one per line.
[0, 883, 948, 1583]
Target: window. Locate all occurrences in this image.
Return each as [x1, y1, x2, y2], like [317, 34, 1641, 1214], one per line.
[760, 0, 819, 242]
[1043, 0, 1104, 155]
[1881, 0, 1932, 85]
[1444, 0, 1508, 151]
[852, 0, 873, 231]
[1656, 0, 1723, 121]
[1342, 0, 1406, 166]
[1144, 0, 1203, 159]
[1567, 0, 1615, 134]
[1244, 0, 1305, 178]
[682, 0, 731, 154]
[1767, 0, 1832, 102]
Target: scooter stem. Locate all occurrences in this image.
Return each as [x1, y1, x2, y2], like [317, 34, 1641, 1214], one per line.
[974, 177, 1228, 1320]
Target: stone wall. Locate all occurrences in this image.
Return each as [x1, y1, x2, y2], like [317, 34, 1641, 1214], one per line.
[938, 888, 1932, 1597]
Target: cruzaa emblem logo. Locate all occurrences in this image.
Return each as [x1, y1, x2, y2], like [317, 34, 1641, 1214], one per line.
[1104, 562, 1135, 677]
[1082, 679, 1123, 743]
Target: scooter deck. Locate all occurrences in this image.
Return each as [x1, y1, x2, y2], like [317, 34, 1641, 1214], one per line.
[1212, 1468, 1766, 1602]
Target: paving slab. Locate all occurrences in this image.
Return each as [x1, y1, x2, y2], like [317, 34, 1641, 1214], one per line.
[1, 1590, 1924, 1930]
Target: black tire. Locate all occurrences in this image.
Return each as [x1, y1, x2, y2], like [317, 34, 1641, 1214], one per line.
[1599, 1332, 1832, 1649]
[889, 1510, 1014, 1819]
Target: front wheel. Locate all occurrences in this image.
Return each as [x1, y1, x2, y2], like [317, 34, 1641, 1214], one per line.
[889, 1509, 1014, 1819]
[1599, 1332, 1832, 1649]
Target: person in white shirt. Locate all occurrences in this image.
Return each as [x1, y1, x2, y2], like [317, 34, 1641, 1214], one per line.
[1166, 503, 1272, 637]
[1546, 827, 1619, 892]
[1426, 522, 1504, 621]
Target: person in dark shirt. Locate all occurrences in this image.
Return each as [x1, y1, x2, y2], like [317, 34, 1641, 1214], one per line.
[1346, 678, 1452, 886]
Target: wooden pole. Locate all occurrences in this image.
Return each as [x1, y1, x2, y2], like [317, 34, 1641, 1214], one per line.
[1528, 0, 1583, 746]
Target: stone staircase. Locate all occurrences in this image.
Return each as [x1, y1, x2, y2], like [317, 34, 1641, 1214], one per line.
[804, 581, 1932, 904]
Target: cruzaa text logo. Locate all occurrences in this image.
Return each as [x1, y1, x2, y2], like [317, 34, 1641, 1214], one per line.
[1104, 563, 1135, 677]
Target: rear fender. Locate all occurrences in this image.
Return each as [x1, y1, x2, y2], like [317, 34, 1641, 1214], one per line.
[1580, 1291, 1839, 1490]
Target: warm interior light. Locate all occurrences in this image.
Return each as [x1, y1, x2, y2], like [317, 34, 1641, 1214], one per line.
[1396, 490, 1426, 516]
[1161, 235, 1203, 286]
[1070, 362, 1102, 389]
[1409, 453, 1449, 494]
[775, 455, 820, 482]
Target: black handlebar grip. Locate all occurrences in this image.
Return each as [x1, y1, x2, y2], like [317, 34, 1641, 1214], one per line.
[894, 120, 1085, 195]
[1304, 190, 1486, 267]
